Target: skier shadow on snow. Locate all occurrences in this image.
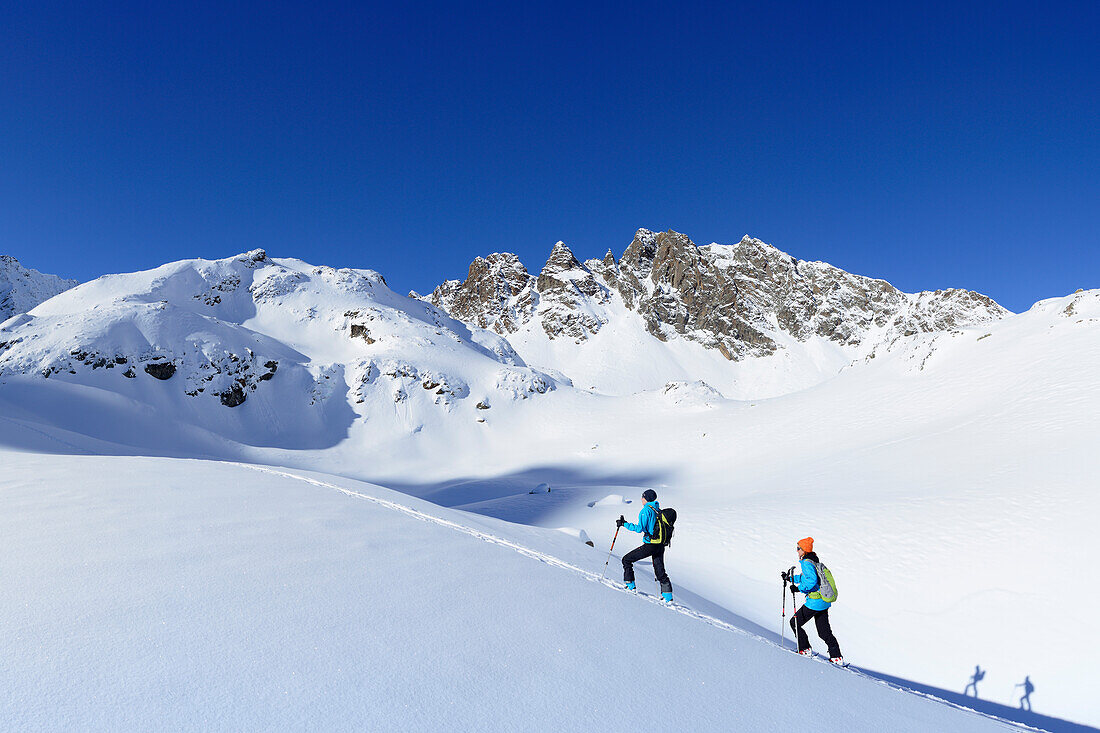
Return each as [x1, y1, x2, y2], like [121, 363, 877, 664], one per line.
[964, 664, 986, 697]
[1015, 675, 1035, 712]
[859, 668, 1094, 733]
[641, 587, 1094, 731]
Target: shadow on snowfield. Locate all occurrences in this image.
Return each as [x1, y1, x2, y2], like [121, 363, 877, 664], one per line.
[864, 669, 1095, 733]
[661, 587, 1096, 733]
[384, 464, 669, 524]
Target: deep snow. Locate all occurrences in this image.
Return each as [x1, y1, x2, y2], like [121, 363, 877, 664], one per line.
[0, 452, 1024, 732]
[1, 253, 1098, 730]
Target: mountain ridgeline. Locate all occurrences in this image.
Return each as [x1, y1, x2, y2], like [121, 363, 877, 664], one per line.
[426, 229, 1008, 361]
[0, 229, 1014, 449]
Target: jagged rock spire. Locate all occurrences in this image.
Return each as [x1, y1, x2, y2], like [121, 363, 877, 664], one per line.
[425, 230, 1009, 358]
[427, 253, 535, 335]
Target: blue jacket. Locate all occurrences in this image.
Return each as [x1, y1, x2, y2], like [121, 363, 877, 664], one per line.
[624, 501, 659, 542]
[793, 557, 831, 611]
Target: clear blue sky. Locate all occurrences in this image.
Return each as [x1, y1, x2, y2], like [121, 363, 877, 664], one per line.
[1, 1, 1096, 312]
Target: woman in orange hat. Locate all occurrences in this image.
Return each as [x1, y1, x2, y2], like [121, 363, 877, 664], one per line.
[781, 536, 844, 664]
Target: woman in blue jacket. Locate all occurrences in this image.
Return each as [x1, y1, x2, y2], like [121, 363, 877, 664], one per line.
[617, 489, 673, 602]
[782, 536, 843, 664]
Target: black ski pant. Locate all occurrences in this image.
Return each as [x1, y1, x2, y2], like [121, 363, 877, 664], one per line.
[790, 604, 842, 658]
[622, 543, 673, 594]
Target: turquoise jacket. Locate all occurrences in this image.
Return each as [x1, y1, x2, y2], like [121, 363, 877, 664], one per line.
[623, 501, 660, 541]
[793, 557, 831, 611]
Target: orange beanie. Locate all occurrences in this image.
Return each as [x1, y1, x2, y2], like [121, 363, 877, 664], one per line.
[797, 537, 814, 553]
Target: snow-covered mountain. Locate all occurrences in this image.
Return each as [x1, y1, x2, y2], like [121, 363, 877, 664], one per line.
[0, 254, 77, 320]
[2, 244, 1097, 730]
[0, 249, 560, 448]
[425, 230, 1009, 397]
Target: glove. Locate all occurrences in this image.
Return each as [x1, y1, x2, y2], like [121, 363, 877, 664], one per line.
[780, 571, 790, 582]
[789, 584, 799, 594]
[616, 516, 625, 528]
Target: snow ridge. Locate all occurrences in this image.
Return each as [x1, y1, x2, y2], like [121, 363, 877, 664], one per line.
[0, 250, 561, 447]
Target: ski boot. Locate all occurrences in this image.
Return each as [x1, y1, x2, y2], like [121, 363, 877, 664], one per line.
[661, 592, 673, 603]
[797, 649, 813, 657]
[625, 581, 636, 591]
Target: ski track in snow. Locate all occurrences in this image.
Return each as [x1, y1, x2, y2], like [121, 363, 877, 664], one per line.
[0, 414, 92, 455]
[239, 463, 1030, 733]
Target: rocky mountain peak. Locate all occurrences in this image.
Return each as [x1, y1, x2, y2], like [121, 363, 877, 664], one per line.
[536, 241, 586, 292]
[534, 241, 611, 342]
[426, 229, 1010, 366]
[617, 229, 662, 283]
[541, 241, 581, 273]
[471, 252, 531, 293]
[428, 253, 535, 335]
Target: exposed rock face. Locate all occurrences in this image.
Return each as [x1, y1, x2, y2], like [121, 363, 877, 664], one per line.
[349, 323, 375, 344]
[532, 242, 611, 341]
[218, 383, 247, 407]
[428, 242, 613, 343]
[143, 361, 177, 380]
[615, 230, 776, 356]
[0, 255, 78, 320]
[429, 253, 535, 334]
[426, 229, 1010, 360]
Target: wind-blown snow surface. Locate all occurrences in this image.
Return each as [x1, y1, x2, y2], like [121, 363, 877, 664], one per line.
[0, 452, 1018, 731]
[1, 252, 1098, 729]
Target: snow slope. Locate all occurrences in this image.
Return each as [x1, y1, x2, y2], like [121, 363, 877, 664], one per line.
[1, 252, 1096, 729]
[0, 451, 1022, 732]
[416, 290, 1100, 730]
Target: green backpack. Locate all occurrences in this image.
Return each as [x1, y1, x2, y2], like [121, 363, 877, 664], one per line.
[808, 562, 838, 603]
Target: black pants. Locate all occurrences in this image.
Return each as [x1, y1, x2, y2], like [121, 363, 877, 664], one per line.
[622, 543, 673, 594]
[790, 605, 842, 658]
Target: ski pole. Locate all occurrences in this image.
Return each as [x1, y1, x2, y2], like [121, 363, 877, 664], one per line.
[781, 565, 794, 648]
[790, 577, 798, 649]
[781, 573, 787, 648]
[602, 524, 622, 578]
